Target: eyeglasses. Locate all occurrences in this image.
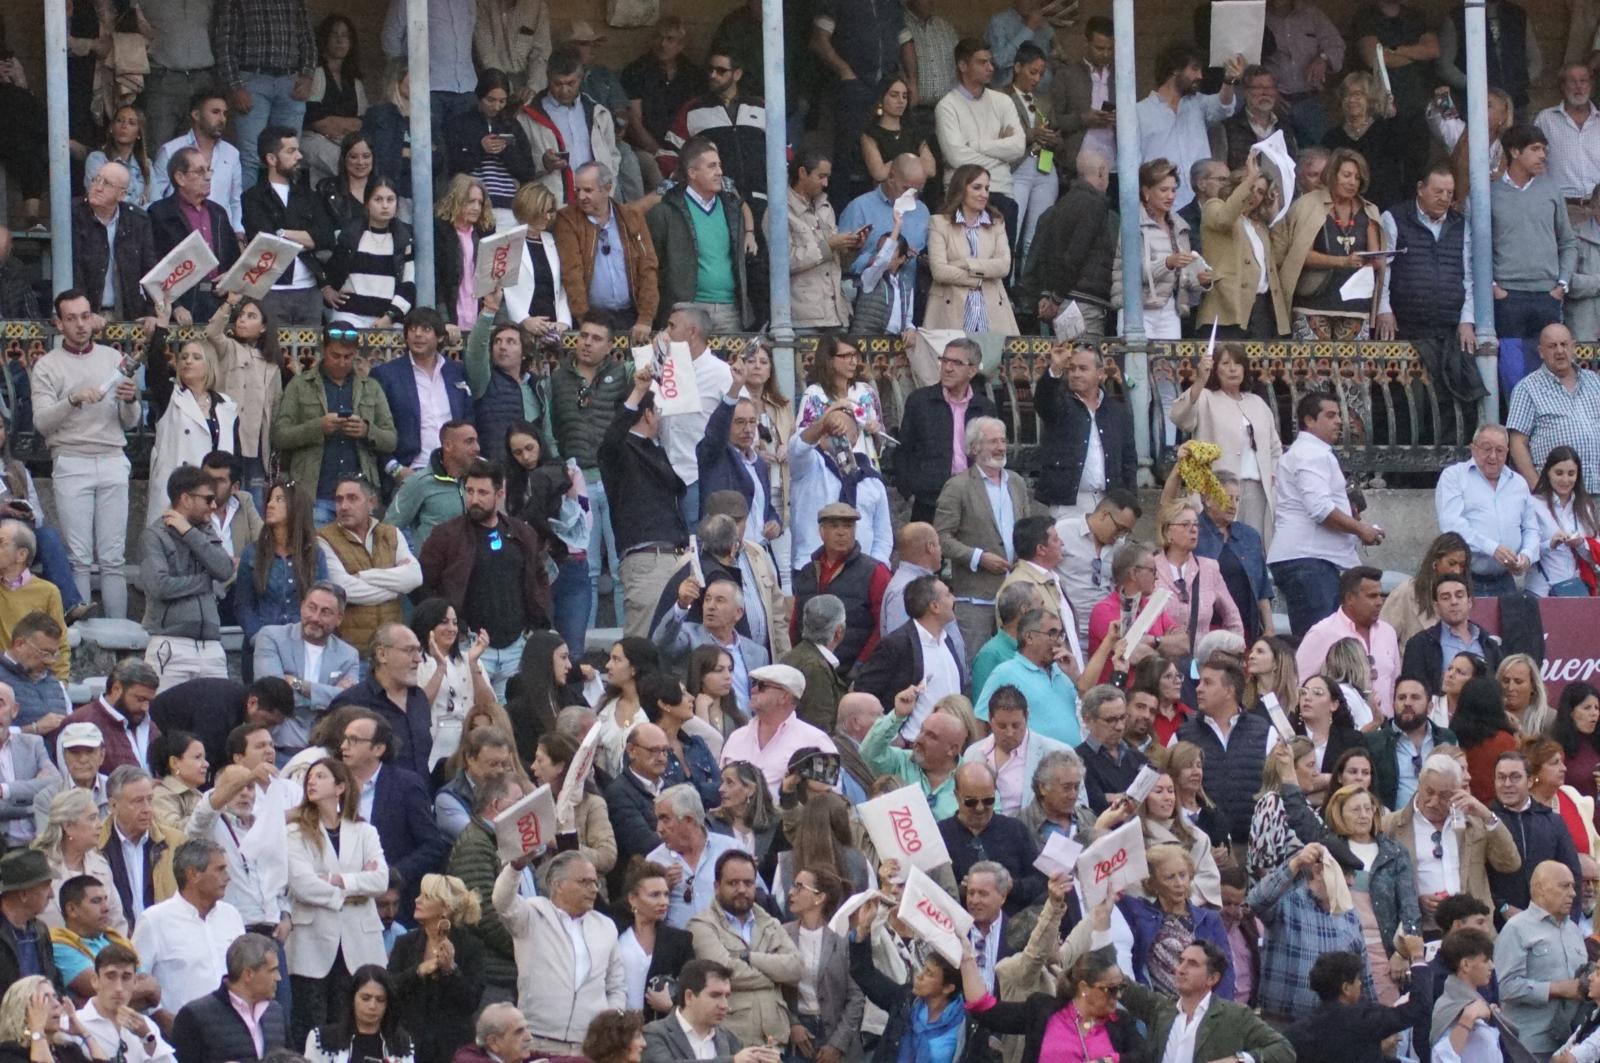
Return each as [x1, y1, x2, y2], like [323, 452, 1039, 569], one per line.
[341, 734, 376, 747]
[792, 880, 823, 895]
[962, 797, 997, 810]
[831, 349, 860, 360]
[188, 491, 217, 506]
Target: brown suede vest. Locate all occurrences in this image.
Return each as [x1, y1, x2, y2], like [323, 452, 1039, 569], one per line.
[317, 521, 403, 655]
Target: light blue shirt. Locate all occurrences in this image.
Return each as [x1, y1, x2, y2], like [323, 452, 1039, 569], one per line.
[973, 469, 1017, 573]
[358, 765, 380, 822]
[1134, 90, 1236, 210]
[722, 907, 756, 945]
[839, 186, 931, 282]
[99, 209, 120, 312]
[736, 548, 769, 655]
[1394, 729, 1437, 811]
[541, 97, 593, 170]
[1435, 459, 1542, 576]
[974, 655, 1081, 746]
[648, 832, 742, 929]
[986, 9, 1054, 90]
[587, 209, 631, 311]
[381, 0, 477, 94]
[1439, 623, 1485, 672]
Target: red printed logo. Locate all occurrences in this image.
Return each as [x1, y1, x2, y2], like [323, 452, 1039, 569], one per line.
[888, 805, 923, 853]
[659, 351, 681, 399]
[160, 259, 196, 292]
[915, 898, 955, 932]
[1093, 847, 1129, 884]
[241, 251, 279, 287]
[490, 242, 512, 280]
[515, 812, 543, 852]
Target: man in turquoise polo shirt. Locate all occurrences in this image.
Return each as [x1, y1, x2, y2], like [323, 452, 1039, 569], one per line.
[974, 607, 1082, 746]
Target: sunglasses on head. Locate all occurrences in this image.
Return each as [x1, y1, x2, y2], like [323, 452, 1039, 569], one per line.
[325, 326, 360, 342]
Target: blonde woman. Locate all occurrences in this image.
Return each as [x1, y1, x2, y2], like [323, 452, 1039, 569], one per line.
[1322, 72, 1404, 215]
[0, 976, 104, 1063]
[285, 757, 389, 1042]
[1274, 145, 1387, 341]
[1112, 157, 1209, 340]
[499, 181, 570, 340]
[387, 873, 485, 1063]
[1324, 783, 1419, 1004]
[1245, 636, 1298, 715]
[433, 174, 497, 329]
[1137, 772, 1222, 906]
[144, 298, 239, 522]
[1154, 499, 1243, 640]
[1499, 654, 1554, 735]
[1324, 637, 1379, 729]
[1198, 153, 1288, 339]
[33, 789, 126, 936]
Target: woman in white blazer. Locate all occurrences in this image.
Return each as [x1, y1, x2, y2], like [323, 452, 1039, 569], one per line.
[498, 181, 571, 339]
[144, 299, 241, 521]
[285, 757, 390, 1046]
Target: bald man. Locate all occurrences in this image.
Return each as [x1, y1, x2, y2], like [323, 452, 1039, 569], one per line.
[936, 762, 1043, 913]
[1495, 860, 1587, 1054]
[603, 722, 672, 894]
[1508, 322, 1600, 497]
[881, 523, 944, 634]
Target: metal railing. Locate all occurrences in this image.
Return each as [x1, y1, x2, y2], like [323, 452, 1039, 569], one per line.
[0, 321, 1497, 482]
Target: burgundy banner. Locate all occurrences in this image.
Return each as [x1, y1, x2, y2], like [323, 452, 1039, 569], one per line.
[1469, 597, 1600, 704]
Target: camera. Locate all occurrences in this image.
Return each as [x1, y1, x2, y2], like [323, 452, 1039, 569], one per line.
[793, 750, 841, 788]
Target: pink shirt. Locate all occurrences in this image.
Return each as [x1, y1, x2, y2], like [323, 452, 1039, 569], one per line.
[410, 355, 453, 470]
[1293, 607, 1402, 719]
[227, 991, 269, 1057]
[947, 389, 973, 476]
[454, 225, 477, 328]
[719, 711, 837, 798]
[974, 731, 1031, 815]
[176, 197, 219, 278]
[1040, 1002, 1116, 1063]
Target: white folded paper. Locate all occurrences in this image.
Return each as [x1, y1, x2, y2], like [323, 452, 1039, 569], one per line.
[216, 232, 304, 297]
[1260, 692, 1297, 743]
[1339, 266, 1376, 302]
[474, 224, 530, 297]
[859, 784, 951, 877]
[1076, 818, 1149, 907]
[140, 230, 219, 308]
[828, 888, 893, 937]
[893, 190, 918, 217]
[1052, 300, 1086, 341]
[1122, 588, 1173, 652]
[494, 783, 557, 861]
[557, 723, 602, 823]
[686, 534, 705, 586]
[1125, 764, 1162, 805]
[1209, 0, 1265, 65]
[653, 341, 703, 417]
[897, 865, 973, 965]
[1033, 832, 1084, 877]
[1252, 131, 1297, 226]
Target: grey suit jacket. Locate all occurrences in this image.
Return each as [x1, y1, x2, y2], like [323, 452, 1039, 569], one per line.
[934, 466, 1038, 602]
[1049, 57, 1115, 172]
[252, 622, 362, 751]
[650, 608, 771, 672]
[0, 733, 59, 824]
[641, 1014, 742, 1063]
[782, 923, 864, 1059]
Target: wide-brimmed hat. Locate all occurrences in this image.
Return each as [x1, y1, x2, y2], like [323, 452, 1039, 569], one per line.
[0, 850, 52, 893]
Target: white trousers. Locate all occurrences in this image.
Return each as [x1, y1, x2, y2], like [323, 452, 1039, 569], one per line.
[145, 636, 228, 692]
[52, 452, 130, 619]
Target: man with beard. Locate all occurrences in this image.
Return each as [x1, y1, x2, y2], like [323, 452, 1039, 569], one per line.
[252, 582, 360, 759]
[1134, 43, 1244, 210]
[241, 127, 334, 325]
[66, 661, 162, 775]
[151, 88, 244, 235]
[418, 460, 550, 698]
[685, 851, 800, 1050]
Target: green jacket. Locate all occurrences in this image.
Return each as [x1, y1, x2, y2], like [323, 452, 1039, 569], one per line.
[382, 448, 463, 551]
[1121, 981, 1294, 1063]
[445, 817, 517, 990]
[546, 354, 635, 473]
[461, 310, 557, 457]
[270, 367, 398, 490]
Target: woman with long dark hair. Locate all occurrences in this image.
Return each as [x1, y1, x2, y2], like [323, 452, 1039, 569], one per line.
[302, 15, 369, 186]
[1554, 682, 1600, 814]
[235, 479, 327, 647]
[686, 644, 744, 741]
[1245, 636, 1299, 714]
[411, 598, 494, 771]
[860, 76, 936, 185]
[795, 334, 885, 468]
[1380, 532, 1471, 646]
[592, 637, 662, 776]
[1453, 676, 1520, 803]
[317, 132, 376, 235]
[208, 290, 284, 501]
[774, 791, 870, 913]
[386, 874, 485, 1063]
[507, 629, 582, 764]
[150, 730, 208, 831]
[1530, 446, 1600, 596]
[285, 758, 389, 1045]
[305, 965, 415, 1063]
[443, 68, 536, 230]
[325, 176, 416, 327]
[532, 732, 618, 884]
[1434, 651, 1488, 727]
[84, 105, 152, 206]
[1296, 675, 1365, 797]
[638, 672, 720, 810]
[504, 423, 590, 654]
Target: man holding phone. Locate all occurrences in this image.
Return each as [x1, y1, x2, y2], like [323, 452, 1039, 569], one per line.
[270, 326, 399, 527]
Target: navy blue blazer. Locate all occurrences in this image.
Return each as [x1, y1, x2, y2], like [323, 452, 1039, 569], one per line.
[368, 763, 450, 891]
[695, 396, 778, 528]
[370, 353, 474, 471]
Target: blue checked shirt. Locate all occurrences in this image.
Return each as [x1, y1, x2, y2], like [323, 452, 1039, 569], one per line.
[1507, 366, 1600, 494]
[1247, 859, 1372, 1019]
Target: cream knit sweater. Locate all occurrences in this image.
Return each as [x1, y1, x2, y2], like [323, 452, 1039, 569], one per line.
[934, 86, 1028, 196]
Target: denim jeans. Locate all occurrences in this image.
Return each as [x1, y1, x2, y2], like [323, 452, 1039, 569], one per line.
[35, 525, 83, 611]
[1472, 570, 1518, 598]
[553, 557, 592, 655]
[479, 632, 527, 700]
[1495, 289, 1564, 392]
[233, 72, 308, 187]
[1269, 558, 1342, 639]
[678, 481, 701, 533]
[586, 478, 623, 628]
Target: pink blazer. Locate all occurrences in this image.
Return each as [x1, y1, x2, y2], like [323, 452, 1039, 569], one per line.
[1155, 554, 1244, 640]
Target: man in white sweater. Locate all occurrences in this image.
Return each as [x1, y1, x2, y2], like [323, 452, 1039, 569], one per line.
[32, 290, 142, 620]
[493, 848, 626, 1052]
[935, 38, 1028, 239]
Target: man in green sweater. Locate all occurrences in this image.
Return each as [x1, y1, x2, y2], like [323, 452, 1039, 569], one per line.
[1491, 124, 1577, 382]
[645, 136, 751, 332]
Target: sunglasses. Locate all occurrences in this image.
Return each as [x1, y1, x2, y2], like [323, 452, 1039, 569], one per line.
[1431, 828, 1444, 860]
[1093, 982, 1125, 997]
[325, 326, 360, 342]
[962, 797, 997, 810]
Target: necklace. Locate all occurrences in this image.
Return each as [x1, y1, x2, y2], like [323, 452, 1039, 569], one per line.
[1325, 209, 1359, 256]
